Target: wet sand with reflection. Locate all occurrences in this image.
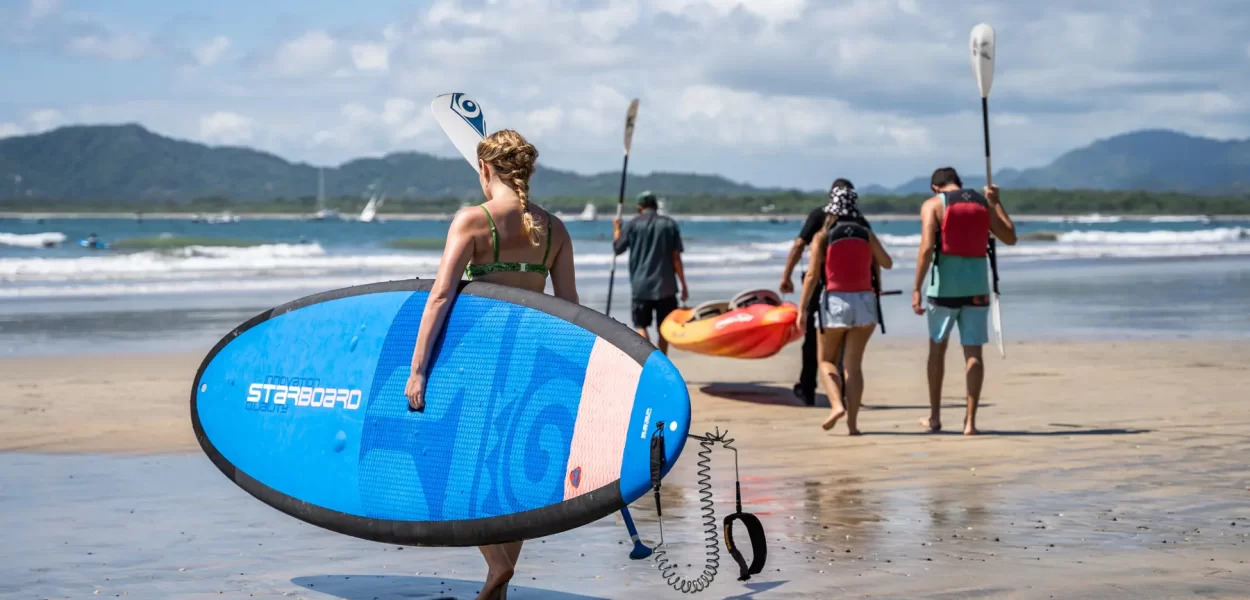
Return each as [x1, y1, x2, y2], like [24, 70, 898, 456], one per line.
[2, 340, 1249, 598]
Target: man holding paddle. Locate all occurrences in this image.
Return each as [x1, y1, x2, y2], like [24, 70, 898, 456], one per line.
[613, 190, 688, 354]
[912, 168, 1016, 435]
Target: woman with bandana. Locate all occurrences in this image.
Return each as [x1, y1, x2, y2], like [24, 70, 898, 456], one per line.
[798, 180, 893, 435]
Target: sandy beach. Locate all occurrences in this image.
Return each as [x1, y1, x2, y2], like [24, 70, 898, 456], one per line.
[3, 340, 1250, 598]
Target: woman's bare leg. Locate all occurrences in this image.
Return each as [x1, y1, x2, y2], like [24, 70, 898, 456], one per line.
[817, 328, 848, 430]
[841, 324, 875, 436]
[498, 542, 522, 599]
[477, 544, 517, 600]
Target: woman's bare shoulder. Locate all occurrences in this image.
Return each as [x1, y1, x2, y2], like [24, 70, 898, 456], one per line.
[450, 205, 486, 232]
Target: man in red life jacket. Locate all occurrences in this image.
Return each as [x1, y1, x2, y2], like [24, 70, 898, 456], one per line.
[912, 167, 1017, 435]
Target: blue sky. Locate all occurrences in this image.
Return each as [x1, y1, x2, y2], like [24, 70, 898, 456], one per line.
[2, 0, 1248, 189]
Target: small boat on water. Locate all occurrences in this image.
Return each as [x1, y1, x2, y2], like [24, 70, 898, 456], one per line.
[308, 168, 341, 221]
[659, 289, 802, 359]
[359, 191, 385, 223]
[205, 211, 240, 224]
[578, 202, 597, 221]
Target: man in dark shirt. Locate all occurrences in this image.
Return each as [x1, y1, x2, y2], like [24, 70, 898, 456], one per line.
[613, 191, 689, 354]
[779, 178, 855, 406]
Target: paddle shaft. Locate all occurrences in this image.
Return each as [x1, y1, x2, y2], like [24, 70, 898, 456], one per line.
[620, 506, 653, 559]
[981, 97, 992, 187]
[981, 94, 1005, 357]
[605, 152, 630, 316]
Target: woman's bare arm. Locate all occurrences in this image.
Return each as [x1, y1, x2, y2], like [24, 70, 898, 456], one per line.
[799, 231, 826, 314]
[406, 210, 476, 410]
[868, 231, 893, 269]
[549, 220, 579, 305]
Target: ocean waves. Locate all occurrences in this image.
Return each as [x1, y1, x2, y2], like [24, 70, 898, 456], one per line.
[3, 227, 1249, 299]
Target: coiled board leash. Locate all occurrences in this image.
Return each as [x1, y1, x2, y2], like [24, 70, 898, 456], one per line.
[648, 422, 767, 593]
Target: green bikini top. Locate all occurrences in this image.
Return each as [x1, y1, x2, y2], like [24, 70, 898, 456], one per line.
[465, 205, 552, 280]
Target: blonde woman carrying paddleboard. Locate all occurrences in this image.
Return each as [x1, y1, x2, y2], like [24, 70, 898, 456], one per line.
[404, 129, 578, 600]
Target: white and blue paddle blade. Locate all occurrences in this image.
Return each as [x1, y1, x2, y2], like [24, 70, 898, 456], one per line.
[988, 266, 1005, 358]
[970, 24, 996, 98]
[431, 93, 487, 173]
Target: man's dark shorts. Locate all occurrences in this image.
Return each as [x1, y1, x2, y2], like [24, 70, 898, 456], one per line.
[632, 295, 679, 329]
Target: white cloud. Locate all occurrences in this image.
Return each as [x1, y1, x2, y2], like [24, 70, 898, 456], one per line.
[193, 36, 231, 67]
[28, 108, 64, 132]
[199, 111, 254, 145]
[380, 98, 415, 126]
[524, 107, 563, 138]
[0, 123, 23, 138]
[350, 43, 389, 72]
[6, 0, 1250, 188]
[271, 31, 339, 77]
[0, 109, 67, 138]
[27, 0, 60, 21]
[658, 0, 807, 26]
[66, 33, 148, 60]
[309, 98, 432, 152]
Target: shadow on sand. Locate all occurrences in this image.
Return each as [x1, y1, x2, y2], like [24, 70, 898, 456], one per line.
[868, 427, 1151, 437]
[722, 580, 790, 599]
[292, 575, 607, 600]
[698, 382, 992, 411]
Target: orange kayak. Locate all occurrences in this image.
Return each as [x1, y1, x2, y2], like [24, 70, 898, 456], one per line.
[659, 290, 803, 359]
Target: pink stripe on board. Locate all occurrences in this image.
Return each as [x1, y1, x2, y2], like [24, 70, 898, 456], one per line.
[564, 338, 641, 500]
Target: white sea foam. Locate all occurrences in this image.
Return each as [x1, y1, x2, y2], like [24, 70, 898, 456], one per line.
[1055, 228, 1246, 245]
[4, 229, 1250, 298]
[1068, 213, 1123, 224]
[1148, 215, 1212, 224]
[0, 243, 441, 282]
[0, 232, 66, 248]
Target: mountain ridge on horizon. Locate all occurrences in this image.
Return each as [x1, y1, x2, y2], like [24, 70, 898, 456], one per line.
[1, 124, 1247, 202]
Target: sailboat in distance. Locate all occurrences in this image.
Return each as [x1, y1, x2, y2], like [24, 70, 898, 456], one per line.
[310, 168, 341, 221]
[359, 187, 385, 223]
[577, 202, 597, 221]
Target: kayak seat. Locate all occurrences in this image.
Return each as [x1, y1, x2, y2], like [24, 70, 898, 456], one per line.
[688, 301, 730, 322]
[729, 289, 781, 310]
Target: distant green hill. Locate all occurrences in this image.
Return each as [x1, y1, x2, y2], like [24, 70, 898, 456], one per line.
[2, 125, 1249, 205]
[888, 130, 1250, 195]
[0, 124, 777, 203]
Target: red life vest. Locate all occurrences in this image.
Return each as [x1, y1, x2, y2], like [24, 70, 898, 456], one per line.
[824, 218, 873, 292]
[939, 189, 990, 258]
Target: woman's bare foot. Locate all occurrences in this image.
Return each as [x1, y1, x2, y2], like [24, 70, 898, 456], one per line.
[964, 416, 979, 436]
[846, 427, 861, 436]
[921, 417, 941, 432]
[477, 566, 514, 600]
[821, 407, 846, 431]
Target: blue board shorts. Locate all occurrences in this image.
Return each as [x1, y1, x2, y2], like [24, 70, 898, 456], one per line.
[821, 291, 878, 328]
[927, 304, 989, 346]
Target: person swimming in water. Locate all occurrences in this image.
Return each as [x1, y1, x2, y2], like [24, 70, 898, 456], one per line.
[403, 129, 578, 600]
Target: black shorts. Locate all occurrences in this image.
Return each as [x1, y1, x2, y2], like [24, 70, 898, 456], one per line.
[632, 295, 679, 329]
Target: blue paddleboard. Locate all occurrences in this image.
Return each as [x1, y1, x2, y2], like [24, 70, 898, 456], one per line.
[78, 239, 108, 249]
[192, 279, 690, 547]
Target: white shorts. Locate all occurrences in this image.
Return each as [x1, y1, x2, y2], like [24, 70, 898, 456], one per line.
[820, 291, 878, 329]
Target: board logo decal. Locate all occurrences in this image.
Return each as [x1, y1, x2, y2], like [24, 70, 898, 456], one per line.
[569, 467, 582, 489]
[450, 93, 485, 138]
[245, 375, 362, 412]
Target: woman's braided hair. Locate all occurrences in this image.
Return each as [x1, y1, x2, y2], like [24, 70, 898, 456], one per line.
[477, 129, 542, 246]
